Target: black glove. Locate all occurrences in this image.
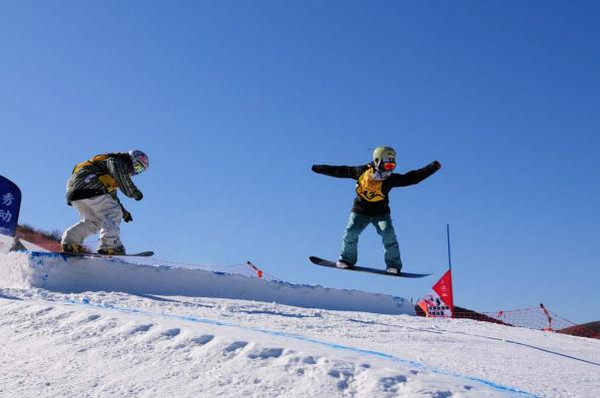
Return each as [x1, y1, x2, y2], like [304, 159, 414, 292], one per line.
[431, 161, 442, 171]
[134, 191, 143, 201]
[121, 206, 133, 223]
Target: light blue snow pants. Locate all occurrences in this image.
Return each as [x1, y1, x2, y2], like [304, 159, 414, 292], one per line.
[339, 212, 402, 269]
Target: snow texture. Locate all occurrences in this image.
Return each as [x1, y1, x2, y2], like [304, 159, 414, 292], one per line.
[1, 250, 414, 315]
[0, 246, 598, 398]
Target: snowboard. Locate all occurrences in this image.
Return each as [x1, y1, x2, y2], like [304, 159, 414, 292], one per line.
[309, 256, 431, 278]
[60, 250, 155, 258]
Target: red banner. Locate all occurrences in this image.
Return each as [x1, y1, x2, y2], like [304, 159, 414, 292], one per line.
[418, 270, 454, 318]
[433, 270, 454, 311]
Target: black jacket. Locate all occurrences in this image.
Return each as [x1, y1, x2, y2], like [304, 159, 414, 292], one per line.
[312, 162, 440, 216]
[66, 153, 142, 203]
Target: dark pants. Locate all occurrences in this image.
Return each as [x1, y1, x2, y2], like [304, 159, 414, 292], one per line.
[339, 212, 402, 269]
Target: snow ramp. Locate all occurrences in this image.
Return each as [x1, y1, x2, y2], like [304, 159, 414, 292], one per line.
[0, 251, 415, 315]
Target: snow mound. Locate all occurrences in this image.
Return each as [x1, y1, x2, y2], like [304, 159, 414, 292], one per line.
[0, 251, 415, 315]
[0, 293, 541, 398]
[0, 234, 47, 253]
[0, 234, 13, 253]
[1, 252, 598, 397]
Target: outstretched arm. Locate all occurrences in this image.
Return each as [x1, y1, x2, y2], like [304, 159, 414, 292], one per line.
[390, 161, 441, 187]
[311, 165, 365, 179]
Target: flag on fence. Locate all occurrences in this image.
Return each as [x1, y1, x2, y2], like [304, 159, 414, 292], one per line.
[0, 175, 22, 237]
[417, 270, 454, 318]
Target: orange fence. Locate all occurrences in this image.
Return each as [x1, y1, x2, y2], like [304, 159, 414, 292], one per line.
[416, 303, 599, 339]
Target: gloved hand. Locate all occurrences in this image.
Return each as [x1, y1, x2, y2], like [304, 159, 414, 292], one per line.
[122, 209, 133, 223]
[134, 191, 143, 201]
[431, 161, 442, 171]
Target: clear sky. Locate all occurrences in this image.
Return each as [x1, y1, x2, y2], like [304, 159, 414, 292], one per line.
[2, 1, 599, 323]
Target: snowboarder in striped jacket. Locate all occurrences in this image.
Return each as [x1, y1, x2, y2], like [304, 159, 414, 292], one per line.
[61, 150, 149, 255]
[311, 146, 441, 274]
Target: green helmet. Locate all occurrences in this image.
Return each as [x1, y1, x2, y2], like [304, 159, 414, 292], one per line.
[372, 146, 396, 164]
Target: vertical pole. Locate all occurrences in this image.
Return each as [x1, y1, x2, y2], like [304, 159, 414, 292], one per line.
[446, 224, 452, 271]
[446, 224, 455, 317]
[540, 303, 554, 332]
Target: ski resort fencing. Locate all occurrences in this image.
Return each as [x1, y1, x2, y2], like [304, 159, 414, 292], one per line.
[416, 303, 599, 339]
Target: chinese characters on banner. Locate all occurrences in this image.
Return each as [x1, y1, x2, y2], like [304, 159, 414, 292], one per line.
[0, 175, 21, 237]
[417, 270, 454, 318]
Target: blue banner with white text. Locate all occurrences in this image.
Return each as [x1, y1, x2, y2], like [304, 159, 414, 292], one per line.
[0, 175, 22, 237]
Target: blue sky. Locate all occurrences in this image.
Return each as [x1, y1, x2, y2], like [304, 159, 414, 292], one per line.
[1, 1, 599, 323]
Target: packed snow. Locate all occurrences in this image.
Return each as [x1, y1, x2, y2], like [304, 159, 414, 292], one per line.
[1, 250, 414, 315]
[0, 240, 598, 397]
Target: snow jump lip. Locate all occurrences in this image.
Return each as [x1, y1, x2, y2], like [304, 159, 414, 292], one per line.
[1, 251, 416, 316]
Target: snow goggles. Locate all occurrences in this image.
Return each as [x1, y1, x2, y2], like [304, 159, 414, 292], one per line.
[132, 161, 146, 175]
[382, 161, 396, 171]
[377, 158, 396, 171]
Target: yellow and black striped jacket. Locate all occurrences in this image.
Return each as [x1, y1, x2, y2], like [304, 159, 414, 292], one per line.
[66, 153, 142, 203]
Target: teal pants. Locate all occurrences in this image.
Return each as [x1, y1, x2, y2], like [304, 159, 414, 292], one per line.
[340, 212, 402, 269]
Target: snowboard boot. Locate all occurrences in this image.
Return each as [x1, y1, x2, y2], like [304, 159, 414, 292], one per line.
[386, 265, 401, 274]
[62, 243, 87, 254]
[336, 259, 354, 269]
[97, 245, 126, 255]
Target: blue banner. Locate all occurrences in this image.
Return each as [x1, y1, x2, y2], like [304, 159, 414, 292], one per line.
[0, 175, 21, 237]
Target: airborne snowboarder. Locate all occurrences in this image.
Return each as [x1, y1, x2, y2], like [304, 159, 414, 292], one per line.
[61, 150, 149, 255]
[311, 146, 441, 274]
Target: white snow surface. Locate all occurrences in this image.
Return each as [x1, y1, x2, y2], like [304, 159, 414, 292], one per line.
[0, 249, 598, 397]
[1, 251, 414, 315]
[0, 234, 46, 253]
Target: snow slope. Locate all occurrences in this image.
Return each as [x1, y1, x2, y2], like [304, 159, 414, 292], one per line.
[0, 249, 598, 397]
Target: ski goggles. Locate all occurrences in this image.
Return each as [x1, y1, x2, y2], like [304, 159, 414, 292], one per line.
[382, 161, 396, 171]
[132, 161, 146, 175]
[377, 158, 396, 171]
